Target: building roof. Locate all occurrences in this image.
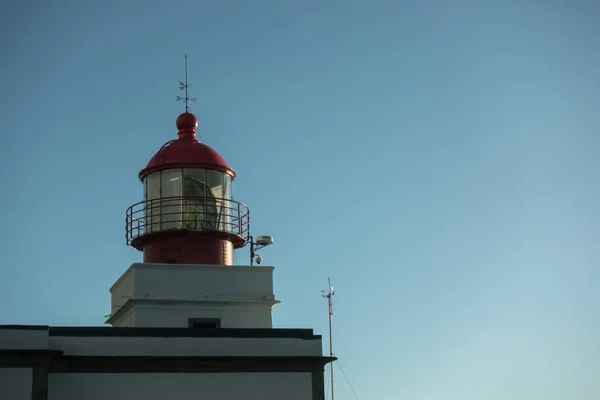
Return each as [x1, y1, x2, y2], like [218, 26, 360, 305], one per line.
[0, 325, 320, 340]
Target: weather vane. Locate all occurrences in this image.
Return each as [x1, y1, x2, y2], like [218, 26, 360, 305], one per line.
[176, 53, 197, 112]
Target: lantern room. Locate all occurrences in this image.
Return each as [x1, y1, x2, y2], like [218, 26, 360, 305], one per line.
[125, 112, 250, 265]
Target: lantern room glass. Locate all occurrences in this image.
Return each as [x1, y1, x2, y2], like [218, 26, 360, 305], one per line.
[145, 172, 160, 233]
[144, 168, 233, 234]
[161, 169, 183, 230]
[183, 168, 214, 230]
[222, 174, 232, 231]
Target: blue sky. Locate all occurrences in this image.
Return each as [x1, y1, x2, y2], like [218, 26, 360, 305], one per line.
[1, 0, 599, 398]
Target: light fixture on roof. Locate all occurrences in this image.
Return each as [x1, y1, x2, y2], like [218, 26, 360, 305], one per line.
[249, 235, 274, 266]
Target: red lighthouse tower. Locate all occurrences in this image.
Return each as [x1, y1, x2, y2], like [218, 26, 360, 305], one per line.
[125, 58, 249, 265]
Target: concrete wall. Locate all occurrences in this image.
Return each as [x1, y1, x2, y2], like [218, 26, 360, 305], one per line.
[0, 368, 32, 400]
[48, 335, 322, 357]
[109, 307, 136, 327]
[133, 301, 273, 328]
[48, 372, 312, 400]
[109, 267, 135, 312]
[109, 263, 278, 328]
[131, 263, 276, 302]
[117, 308, 136, 327]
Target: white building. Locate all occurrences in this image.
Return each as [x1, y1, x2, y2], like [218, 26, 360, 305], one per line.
[1, 320, 329, 400]
[0, 103, 333, 399]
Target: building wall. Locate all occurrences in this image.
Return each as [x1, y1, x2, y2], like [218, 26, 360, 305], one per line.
[133, 301, 273, 328]
[109, 307, 136, 327]
[131, 263, 276, 302]
[0, 368, 32, 400]
[48, 372, 312, 400]
[109, 267, 135, 313]
[1, 327, 328, 400]
[116, 307, 136, 327]
[109, 263, 278, 328]
[48, 335, 322, 357]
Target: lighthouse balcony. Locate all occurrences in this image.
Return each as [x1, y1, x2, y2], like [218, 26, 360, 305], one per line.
[126, 196, 250, 249]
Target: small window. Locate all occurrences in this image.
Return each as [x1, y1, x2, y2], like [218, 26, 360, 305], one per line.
[188, 318, 221, 329]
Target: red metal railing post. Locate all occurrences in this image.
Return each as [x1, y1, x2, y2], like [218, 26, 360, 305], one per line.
[159, 198, 163, 231]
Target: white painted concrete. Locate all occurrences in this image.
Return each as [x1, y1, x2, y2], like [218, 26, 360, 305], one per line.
[132, 300, 273, 328]
[108, 263, 278, 328]
[0, 328, 48, 349]
[109, 267, 135, 314]
[48, 372, 312, 400]
[48, 336, 322, 356]
[110, 307, 135, 327]
[0, 368, 32, 400]
[123, 263, 276, 301]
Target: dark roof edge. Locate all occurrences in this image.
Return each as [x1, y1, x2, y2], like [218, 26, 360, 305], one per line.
[48, 327, 321, 340]
[0, 325, 49, 330]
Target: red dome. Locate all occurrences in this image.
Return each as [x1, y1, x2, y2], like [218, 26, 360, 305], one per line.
[138, 113, 235, 180]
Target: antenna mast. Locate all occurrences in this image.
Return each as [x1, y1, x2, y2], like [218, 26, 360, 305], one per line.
[177, 53, 197, 111]
[322, 277, 335, 400]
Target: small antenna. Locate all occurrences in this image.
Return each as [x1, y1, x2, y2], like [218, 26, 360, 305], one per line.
[176, 53, 198, 112]
[322, 277, 335, 400]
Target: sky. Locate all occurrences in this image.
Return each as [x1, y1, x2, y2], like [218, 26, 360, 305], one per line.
[1, 0, 599, 398]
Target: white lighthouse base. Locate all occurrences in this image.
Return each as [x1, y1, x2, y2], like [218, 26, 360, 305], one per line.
[106, 263, 279, 328]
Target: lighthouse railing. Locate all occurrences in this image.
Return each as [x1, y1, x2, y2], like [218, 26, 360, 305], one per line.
[126, 196, 250, 246]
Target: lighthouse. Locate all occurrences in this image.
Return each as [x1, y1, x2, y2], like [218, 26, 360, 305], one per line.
[125, 53, 249, 266]
[109, 66, 278, 328]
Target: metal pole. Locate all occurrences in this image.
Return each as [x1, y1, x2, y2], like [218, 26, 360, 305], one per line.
[249, 236, 254, 266]
[184, 53, 189, 112]
[325, 277, 334, 400]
